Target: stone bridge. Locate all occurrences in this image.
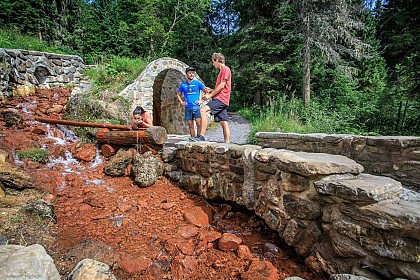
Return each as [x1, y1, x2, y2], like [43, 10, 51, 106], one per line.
[118, 57, 205, 135]
[162, 141, 420, 280]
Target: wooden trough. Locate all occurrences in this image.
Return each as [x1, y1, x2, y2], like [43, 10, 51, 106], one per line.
[34, 116, 168, 146]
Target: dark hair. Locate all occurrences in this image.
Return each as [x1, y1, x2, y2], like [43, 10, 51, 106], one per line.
[185, 66, 196, 73]
[133, 106, 145, 115]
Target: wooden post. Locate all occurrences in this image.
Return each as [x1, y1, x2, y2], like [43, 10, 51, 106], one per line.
[96, 126, 167, 145]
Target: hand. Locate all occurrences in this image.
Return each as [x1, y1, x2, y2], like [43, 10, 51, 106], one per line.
[195, 100, 203, 105]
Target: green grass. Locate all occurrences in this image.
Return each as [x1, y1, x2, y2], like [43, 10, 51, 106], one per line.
[0, 28, 78, 55]
[238, 96, 362, 144]
[85, 55, 148, 93]
[16, 148, 49, 163]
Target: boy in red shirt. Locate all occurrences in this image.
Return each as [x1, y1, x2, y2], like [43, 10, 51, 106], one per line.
[193, 53, 231, 143]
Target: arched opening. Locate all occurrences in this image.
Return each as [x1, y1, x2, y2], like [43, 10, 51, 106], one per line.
[152, 68, 188, 134]
[34, 66, 51, 84]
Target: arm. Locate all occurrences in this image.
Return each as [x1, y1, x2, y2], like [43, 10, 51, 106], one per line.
[142, 112, 154, 128]
[204, 80, 226, 100]
[177, 92, 187, 106]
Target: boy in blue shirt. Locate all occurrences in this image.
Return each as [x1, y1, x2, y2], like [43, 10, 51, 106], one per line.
[177, 66, 205, 140]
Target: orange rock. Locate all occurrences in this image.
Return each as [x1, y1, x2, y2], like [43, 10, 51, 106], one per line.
[218, 233, 242, 251]
[179, 225, 199, 239]
[121, 255, 150, 273]
[237, 244, 252, 260]
[241, 260, 279, 280]
[183, 205, 213, 227]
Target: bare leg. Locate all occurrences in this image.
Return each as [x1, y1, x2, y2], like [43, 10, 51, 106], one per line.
[195, 118, 202, 137]
[220, 121, 230, 143]
[187, 120, 195, 137]
[200, 105, 211, 136]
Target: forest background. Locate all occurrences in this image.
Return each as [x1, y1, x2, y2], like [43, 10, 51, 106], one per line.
[0, 0, 419, 140]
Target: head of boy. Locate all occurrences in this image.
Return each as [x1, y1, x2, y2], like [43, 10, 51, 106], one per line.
[185, 66, 196, 81]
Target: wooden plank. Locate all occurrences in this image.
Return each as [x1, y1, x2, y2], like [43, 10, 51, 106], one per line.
[34, 116, 132, 131]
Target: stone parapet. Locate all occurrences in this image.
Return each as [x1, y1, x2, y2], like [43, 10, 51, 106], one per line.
[163, 141, 420, 279]
[0, 48, 84, 98]
[256, 132, 420, 191]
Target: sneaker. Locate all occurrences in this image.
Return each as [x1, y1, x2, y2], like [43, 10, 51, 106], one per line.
[188, 136, 196, 141]
[197, 135, 206, 141]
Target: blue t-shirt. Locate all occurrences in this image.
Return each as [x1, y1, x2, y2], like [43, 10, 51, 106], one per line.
[178, 80, 205, 108]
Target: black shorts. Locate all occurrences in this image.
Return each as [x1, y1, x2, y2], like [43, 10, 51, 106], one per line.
[208, 99, 228, 122]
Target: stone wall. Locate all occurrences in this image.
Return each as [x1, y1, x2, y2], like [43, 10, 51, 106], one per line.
[256, 132, 420, 191]
[162, 142, 420, 280]
[0, 49, 84, 98]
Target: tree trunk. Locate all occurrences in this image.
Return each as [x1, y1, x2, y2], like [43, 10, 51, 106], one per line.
[96, 127, 167, 145]
[302, 12, 311, 107]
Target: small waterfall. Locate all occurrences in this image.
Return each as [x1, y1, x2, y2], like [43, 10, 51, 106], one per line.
[56, 124, 78, 141]
[89, 146, 103, 169]
[15, 100, 37, 113]
[45, 124, 67, 146]
[47, 150, 82, 174]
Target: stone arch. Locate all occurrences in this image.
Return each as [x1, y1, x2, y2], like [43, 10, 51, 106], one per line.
[118, 57, 204, 134]
[34, 65, 52, 84]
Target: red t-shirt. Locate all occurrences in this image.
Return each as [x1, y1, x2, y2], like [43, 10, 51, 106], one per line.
[214, 66, 231, 106]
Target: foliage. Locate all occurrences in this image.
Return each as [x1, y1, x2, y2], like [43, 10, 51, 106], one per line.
[16, 148, 49, 163]
[0, 29, 77, 55]
[0, 0, 419, 136]
[85, 55, 147, 92]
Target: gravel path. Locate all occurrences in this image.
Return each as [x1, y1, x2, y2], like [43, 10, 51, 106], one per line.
[204, 112, 251, 144]
[167, 112, 251, 145]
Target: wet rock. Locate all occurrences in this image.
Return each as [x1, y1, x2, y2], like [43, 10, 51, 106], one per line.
[32, 125, 49, 135]
[132, 151, 164, 187]
[218, 233, 242, 251]
[237, 244, 252, 259]
[0, 244, 60, 280]
[68, 258, 117, 280]
[100, 144, 119, 158]
[183, 205, 213, 227]
[2, 108, 22, 127]
[0, 162, 34, 189]
[103, 148, 134, 177]
[47, 104, 64, 114]
[72, 143, 96, 162]
[241, 260, 279, 280]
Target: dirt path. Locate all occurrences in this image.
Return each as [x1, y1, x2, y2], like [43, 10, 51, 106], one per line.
[0, 88, 325, 279]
